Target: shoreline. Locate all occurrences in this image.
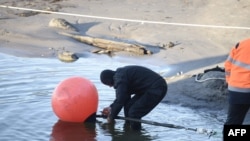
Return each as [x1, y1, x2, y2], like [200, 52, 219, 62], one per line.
[1, 0, 250, 124]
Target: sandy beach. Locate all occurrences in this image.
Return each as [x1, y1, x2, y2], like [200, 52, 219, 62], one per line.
[1, 0, 250, 122]
[1, 0, 249, 73]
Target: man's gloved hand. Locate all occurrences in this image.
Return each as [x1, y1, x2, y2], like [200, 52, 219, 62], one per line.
[101, 107, 111, 117]
[101, 107, 115, 123]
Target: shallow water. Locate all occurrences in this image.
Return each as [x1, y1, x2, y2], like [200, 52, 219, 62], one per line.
[0, 53, 223, 141]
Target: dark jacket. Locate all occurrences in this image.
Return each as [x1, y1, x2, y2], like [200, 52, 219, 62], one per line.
[110, 65, 166, 119]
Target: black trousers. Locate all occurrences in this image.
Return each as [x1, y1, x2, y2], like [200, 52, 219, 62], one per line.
[225, 104, 250, 125]
[225, 90, 250, 125]
[123, 79, 167, 130]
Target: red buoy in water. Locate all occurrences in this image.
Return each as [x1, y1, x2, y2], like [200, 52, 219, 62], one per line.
[52, 76, 98, 122]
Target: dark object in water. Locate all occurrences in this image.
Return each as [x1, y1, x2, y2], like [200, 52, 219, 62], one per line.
[84, 113, 97, 123]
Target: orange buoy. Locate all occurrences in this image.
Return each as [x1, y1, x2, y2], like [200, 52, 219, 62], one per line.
[52, 76, 98, 122]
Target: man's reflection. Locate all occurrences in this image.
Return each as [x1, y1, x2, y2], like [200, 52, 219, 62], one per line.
[99, 121, 152, 141]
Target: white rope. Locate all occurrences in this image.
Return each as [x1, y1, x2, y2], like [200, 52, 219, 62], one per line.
[195, 73, 225, 83]
[1, 5, 250, 30]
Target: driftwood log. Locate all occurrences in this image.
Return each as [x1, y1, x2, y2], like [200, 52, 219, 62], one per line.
[59, 32, 152, 55]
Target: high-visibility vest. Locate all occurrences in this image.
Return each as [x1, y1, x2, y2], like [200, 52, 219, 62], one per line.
[224, 38, 250, 93]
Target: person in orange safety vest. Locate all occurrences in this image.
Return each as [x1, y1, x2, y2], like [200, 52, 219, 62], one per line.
[224, 38, 250, 125]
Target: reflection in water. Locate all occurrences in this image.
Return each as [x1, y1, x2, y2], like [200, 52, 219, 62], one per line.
[98, 122, 152, 141]
[50, 119, 153, 141]
[50, 120, 97, 141]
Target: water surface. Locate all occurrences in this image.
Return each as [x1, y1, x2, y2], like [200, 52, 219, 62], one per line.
[0, 53, 223, 141]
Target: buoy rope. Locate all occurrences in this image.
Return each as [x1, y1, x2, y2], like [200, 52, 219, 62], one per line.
[1, 5, 250, 30]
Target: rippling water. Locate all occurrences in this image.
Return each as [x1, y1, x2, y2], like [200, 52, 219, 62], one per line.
[0, 53, 223, 141]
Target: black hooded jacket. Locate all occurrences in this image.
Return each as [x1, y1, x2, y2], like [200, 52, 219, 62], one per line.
[110, 65, 166, 119]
